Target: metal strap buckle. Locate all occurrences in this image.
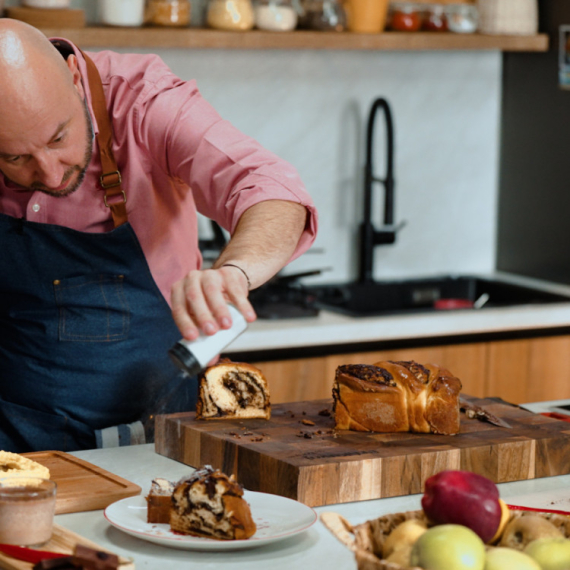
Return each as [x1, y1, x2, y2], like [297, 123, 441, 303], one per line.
[100, 170, 122, 189]
[104, 190, 127, 208]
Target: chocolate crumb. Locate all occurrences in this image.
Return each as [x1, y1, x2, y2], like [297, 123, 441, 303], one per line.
[250, 437, 264, 442]
[303, 432, 313, 439]
[290, 414, 295, 418]
[318, 408, 331, 417]
[302, 411, 306, 415]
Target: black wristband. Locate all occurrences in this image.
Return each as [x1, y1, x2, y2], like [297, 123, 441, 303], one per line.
[221, 263, 251, 290]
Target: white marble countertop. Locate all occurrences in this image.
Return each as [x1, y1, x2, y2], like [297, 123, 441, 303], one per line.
[59, 439, 570, 570]
[230, 272, 570, 353]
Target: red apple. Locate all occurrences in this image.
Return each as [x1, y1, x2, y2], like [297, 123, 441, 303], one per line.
[421, 470, 502, 543]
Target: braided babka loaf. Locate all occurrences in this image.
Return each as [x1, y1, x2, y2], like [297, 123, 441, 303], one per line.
[333, 360, 462, 435]
[170, 466, 257, 540]
[195, 359, 270, 420]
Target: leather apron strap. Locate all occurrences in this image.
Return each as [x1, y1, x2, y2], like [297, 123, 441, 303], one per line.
[81, 51, 128, 228]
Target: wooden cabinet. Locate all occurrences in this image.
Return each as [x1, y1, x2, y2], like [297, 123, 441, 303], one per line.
[251, 334, 570, 404]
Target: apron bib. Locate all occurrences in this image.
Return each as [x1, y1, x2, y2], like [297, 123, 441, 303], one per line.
[0, 51, 196, 452]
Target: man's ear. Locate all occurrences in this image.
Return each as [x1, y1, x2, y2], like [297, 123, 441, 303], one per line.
[66, 54, 85, 100]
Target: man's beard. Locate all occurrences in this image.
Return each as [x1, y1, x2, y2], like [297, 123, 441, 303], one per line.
[19, 101, 94, 198]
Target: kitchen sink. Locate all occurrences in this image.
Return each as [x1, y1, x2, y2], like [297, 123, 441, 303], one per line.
[304, 275, 570, 318]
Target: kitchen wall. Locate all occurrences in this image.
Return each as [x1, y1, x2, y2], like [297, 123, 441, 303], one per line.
[4, 0, 503, 285]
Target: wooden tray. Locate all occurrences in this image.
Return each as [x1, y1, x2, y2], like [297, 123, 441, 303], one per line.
[155, 396, 570, 507]
[0, 524, 134, 570]
[22, 451, 141, 514]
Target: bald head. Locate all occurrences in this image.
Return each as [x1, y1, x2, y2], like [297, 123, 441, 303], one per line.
[0, 20, 92, 195]
[0, 19, 77, 109]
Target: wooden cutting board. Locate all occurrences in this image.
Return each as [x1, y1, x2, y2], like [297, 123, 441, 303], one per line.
[22, 451, 141, 514]
[155, 396, 570, 507]
[0, 524, 134, 570]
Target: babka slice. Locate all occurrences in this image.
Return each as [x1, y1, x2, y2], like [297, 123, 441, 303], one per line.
[146, 478, 175, 524]
[195, 359, 270, 420]
[170, 466, 256, 540]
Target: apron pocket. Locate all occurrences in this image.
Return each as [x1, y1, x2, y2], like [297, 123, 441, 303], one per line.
[53, 274, 130, 342]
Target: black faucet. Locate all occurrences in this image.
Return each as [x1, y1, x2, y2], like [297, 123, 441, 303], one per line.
[358, 97, 405, 283]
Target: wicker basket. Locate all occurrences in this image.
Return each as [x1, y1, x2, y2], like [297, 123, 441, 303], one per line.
[321, 509, 570, 570]
[477, 0, 538, 35]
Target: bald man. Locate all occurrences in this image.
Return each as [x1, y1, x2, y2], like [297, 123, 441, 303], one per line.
[0, 20, 317, 452]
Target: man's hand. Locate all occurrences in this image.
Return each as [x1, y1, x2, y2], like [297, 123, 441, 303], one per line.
[171, 200, 308, 339]
[171, 265, 257, 340]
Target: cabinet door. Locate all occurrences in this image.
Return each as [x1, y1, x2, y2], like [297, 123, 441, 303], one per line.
[253, 334, 570, 405]
[486, 335, 570, 404]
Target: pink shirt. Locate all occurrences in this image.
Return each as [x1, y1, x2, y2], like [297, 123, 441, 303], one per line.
[0, 40, 318, 303]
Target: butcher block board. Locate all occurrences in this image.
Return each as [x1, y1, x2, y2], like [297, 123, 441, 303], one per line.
[155, 396, 570, 507]
[21, 451, 141, 514]
[0, 524, 134, 570]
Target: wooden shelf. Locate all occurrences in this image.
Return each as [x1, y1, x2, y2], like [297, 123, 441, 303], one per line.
[38, 27, 549, 51]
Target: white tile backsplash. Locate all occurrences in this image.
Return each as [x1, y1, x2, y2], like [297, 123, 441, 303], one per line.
[2, 0, 503, 283]
[153, 48, 502, 284]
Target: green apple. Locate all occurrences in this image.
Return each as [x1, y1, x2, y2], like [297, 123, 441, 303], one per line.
[410, 524, 486, 570]
[525, 537, 570, 570]
[485, 547, 541, 570]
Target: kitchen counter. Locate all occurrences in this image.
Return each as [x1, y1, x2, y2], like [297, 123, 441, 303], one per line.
[230, 272, 570, 354]
[59, 440, 570, 570]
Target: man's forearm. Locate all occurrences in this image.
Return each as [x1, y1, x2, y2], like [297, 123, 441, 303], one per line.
[212, 200, 308, 290]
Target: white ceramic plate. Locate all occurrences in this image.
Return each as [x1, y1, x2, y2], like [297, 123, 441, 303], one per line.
[104, 491, 317, 551]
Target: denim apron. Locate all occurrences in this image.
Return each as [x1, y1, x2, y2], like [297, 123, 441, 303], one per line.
[0, 51, 196, 452]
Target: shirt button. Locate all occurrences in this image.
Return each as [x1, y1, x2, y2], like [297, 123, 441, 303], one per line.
[32, 203, 41, 213]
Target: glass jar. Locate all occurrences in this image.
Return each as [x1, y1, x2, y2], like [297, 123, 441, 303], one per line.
[423, 4, 447, 31]
[207, 0, 255, 30]
[254, 0, 298, 31]
[99, 0, 146, 27]
[445, 3, 478, 34]
[389, 2, 422, 32]
[298, 0, 346, 31]
[146, 0, 191, 26]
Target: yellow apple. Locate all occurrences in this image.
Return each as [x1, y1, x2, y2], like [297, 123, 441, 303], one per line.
[383, 519, 427, 558]
[410, 524, 486, 570]
[525, 537, 570, 570]
[485, 547, 541, 570]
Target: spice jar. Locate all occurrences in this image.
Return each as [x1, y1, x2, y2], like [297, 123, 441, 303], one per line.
[254, 0, 298, 31]
[445, 3, 478, 33]
[146, 0, 191, 26]
[389, 2, 422, 32]
[423, 4, 447, 31]
[207, 0, 255, 30]
[298, 0, 346, 31]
